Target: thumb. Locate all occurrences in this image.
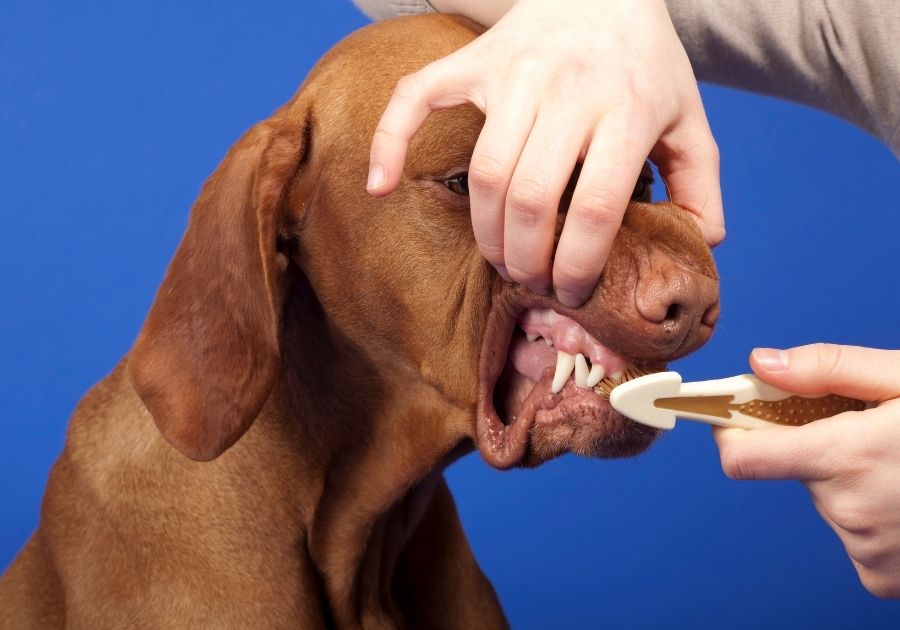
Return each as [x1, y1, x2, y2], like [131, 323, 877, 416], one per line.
[750, 344, 900, 403]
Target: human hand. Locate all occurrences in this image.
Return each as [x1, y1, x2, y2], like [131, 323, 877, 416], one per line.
[367, 0, 724, 306]
[714, 344, 900, 598]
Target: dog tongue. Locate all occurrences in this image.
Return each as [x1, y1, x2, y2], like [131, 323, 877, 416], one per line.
[499, 363, 552, 424]
[507, 332, 557, 382]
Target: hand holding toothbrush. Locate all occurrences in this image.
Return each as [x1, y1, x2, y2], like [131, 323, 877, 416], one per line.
[714, 344, 900, 599]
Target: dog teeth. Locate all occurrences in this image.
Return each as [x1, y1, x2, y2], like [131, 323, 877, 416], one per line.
[610, 370, 623, 381]
[574, 354, 589, 388]
[526, 332, 539, 342]
[586, 363, 605, 388]
[551, 351, 576, 393]
[544, 336, 554, 346]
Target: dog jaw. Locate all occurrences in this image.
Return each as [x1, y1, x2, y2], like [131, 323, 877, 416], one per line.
[475, 288, 665, 469]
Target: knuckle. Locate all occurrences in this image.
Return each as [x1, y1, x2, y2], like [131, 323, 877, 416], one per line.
[616, 94, 653, 128]
[705, 135, 721, 163]
[505, 260, 541, 283]
[814, 343, 845, 380]
[858, 568, 900, 599]
[859, 434, 893, 471]
[506, 179, 553, 224]
[573, 187, 623, 231]
[476, 242, 504, 267]
[505, 261, 548, 289]
[681, 132, 720, 168]
[506, 56, 544, 83]
[850, 539, 892, 569]
[827, 497, 875, 534]
[705, 223, 726, 247]
[371, 126, 398, 145]
[394, 73, 426, 102]
[662, 119, 720, 167]
[719, 445, 752, 480]
[505, 246, 548, 282]
[468, 154, 509, 196]
[564, 58, 592, 79]
[683, 117, 720, 156]
[554, 59, 599, 96]
[553, 254, 601, 286]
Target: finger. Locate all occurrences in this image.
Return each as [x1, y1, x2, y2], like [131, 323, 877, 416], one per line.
[799, 486, 900, 598]
[368, 56, 477, 197]
[712, 422, 845, 481]
[502, 104, 588, 294]
[855, 564, 900, 599]
[553, 115, 651, 306]
[651, 112, 725, 246]
[807, 487, 875, 574]
[818, 503, 900, 597]
[750, 344, 900, 403]
[809, 492, 842, 532]
[808, 494, 875, 574]
[468, 84, 538, 277]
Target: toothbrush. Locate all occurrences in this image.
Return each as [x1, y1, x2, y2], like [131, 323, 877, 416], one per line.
[607, 371, 870, 430]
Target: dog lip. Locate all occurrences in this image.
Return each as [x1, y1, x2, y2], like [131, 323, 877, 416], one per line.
[475, 289, 666, 469]
[476, 295, 527, 469]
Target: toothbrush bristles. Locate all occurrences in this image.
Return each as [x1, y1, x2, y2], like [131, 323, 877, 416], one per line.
[592, 367, 657, 398]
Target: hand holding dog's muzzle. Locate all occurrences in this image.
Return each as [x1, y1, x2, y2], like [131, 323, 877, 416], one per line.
[366, 0, 724, 307]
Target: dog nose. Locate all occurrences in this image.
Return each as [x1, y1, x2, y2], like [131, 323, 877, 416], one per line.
[635, 264, 719, 349]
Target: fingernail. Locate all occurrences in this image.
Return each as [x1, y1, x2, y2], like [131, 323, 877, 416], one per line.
[495, 265, 512, 282]
[367, 163, 384, 190]
[753, 348, 789, 371]
[556, 290, 583, 308]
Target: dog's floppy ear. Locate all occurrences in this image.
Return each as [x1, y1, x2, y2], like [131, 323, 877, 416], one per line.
[129, 108, 307, 461]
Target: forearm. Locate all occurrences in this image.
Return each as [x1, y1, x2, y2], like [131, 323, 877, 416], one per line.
[665, 0, 900, 155]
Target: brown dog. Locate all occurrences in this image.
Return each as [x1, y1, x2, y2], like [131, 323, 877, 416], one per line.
[0, 14, 718, 629]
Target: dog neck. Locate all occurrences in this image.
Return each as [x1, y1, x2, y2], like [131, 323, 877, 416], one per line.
[269, 280, 474, 626]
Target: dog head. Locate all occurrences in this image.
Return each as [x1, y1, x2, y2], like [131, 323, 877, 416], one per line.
[129, 15, 718, 468]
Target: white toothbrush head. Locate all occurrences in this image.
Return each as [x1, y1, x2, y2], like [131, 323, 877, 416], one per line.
[609, 371, 684, 429]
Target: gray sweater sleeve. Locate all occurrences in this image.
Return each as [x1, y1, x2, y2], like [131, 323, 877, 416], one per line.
[351, 0, 435, 20]
[666, 0, 900, 156]
[350, 0, 899, 155]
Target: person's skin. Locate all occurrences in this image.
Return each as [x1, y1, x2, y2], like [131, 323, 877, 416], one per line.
[716, 345, 900, 598]
[366, 0, 724, 306]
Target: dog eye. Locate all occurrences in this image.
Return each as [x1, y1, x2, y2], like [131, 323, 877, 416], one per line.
[632, 175, 653, 201]
[443, 174, 469, 196]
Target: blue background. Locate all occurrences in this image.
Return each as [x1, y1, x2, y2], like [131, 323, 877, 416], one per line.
[1, 2, 898, 628]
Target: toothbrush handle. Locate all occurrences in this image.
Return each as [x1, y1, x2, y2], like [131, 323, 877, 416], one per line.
[674, 374, 871, 429]
[735, 393, 868, 427]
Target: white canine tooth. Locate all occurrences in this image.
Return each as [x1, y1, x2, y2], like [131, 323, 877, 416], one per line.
[544, 337, 554, 346]
[574, 354, 589, 388]
[610, 370, 623, 381]
[526, 332, 539, 342]
[586, 363, 605, 388]
[551, 351, 576, 393]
